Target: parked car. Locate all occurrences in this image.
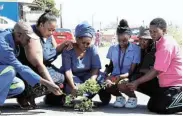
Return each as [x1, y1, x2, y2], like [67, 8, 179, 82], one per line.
[53, 28, 75, 45]
[130, 27, 140, 44]
[0, 16, 16, 30]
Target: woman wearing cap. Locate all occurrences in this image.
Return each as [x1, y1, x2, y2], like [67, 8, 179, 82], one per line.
[131, 28, 160, 97]
[127, 18, 182, 114]
[16, 10, 73, 108]
[61, 22, 111, 105]
[104, 19, 141, 108]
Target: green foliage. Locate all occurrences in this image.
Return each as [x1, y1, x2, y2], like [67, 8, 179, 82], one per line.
[74, 98, 93, 112]
[77, 79, 101, 96]
[51, 7, 60, 17]
[167, 25, 182, 45]
[64, 79, 101, 112]
[45, 0, 55, 9]
[32, 0, 60, 16]
[65, 95, 73, 107]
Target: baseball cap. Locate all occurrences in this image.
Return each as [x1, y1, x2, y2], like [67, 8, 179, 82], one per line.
[14, 21, 39, 40]
[138, 28, 152, 39]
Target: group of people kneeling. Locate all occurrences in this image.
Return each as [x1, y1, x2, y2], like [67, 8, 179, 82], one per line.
[0, 10, 182, 114]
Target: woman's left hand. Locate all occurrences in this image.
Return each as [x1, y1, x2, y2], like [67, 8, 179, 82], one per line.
[63, 40, 75, 51]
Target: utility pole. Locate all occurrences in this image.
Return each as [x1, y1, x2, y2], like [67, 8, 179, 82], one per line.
[92, 14, 94, 28]
[142, 20, 145, 27]
[116, 16, 119, 28]
[100, 21, 102, 31]
[60, 4, 63, 28]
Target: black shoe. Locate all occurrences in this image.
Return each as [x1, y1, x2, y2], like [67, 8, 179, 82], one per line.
[44, 93, 65, 106]
[27, 96, 39, 109]
[98, 89, 111, 106]
[17, 97, 33, 110]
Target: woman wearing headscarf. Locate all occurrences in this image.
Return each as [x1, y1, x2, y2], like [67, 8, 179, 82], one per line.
[61, 22, 111, 105]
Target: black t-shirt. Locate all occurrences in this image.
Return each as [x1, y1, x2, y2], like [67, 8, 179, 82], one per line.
[136, 43, 156, 73]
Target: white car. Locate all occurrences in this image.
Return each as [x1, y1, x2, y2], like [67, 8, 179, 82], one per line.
[0, 16, 16, 30]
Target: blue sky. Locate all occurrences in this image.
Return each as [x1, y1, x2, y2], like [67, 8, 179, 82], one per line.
[55, 0, 182, 29]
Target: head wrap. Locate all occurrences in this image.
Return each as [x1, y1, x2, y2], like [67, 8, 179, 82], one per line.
[75, 22, 95, 39]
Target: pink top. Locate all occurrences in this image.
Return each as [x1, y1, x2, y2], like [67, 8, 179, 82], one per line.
[95, 32, 100, 40]
[154, 35, 182, 87]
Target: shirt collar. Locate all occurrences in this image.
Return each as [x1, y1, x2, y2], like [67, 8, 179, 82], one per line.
[118, 42, 134, 52]
[156, 36, 164, 48]
[126, 42, 134, 52]
[32, 25, 42, 37]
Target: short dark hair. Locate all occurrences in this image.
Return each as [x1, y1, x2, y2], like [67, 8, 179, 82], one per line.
[150, 18, 167, 30]
[37, 9, 57, 26]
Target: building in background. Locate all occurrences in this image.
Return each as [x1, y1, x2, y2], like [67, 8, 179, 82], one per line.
[0, 0, 33, 22]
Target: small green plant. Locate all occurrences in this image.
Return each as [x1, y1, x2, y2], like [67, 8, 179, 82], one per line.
[74, 98, 94, 112]
[64, 79, 101, 112]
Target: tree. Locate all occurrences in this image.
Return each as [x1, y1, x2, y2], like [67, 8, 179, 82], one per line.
[31, 0, 60, 17]
[167, 25, 182, 45]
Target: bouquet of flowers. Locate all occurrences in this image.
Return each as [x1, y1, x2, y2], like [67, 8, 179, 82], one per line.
[64, 79, 101, 112]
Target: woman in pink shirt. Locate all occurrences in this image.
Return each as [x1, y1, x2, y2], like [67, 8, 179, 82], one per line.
[127, 18, 182, 114]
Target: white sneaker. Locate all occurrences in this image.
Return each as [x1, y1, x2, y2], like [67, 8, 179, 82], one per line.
[113, 96, 126, 108]
[125, 97, 137, 108]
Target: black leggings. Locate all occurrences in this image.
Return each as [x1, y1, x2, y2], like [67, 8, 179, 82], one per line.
[137, 78, 182, 114]
[137, 77, 160, 97]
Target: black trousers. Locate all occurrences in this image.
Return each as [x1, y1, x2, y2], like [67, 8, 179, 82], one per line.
[137, 78, 182, 114]
[147, 86, 182, 114]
